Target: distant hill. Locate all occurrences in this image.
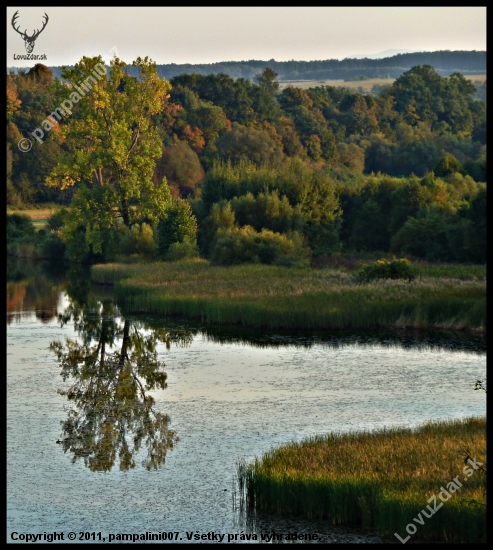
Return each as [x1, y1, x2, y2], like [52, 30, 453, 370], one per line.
[9, 50, 486, 82]
[349, 48, 419, 59]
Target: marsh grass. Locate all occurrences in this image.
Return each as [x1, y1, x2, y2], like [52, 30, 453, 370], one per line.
[414, 263, 486, 281]
[91, 261, 485, 332]
[238, 417, 486, 542]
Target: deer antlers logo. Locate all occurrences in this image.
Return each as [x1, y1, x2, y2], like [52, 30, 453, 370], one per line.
[12, 10, 49, 53]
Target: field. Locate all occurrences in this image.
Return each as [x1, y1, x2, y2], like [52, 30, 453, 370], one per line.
[237, 417, 486, 542]
[278, 74, 486, 92]
[279, 77, 395, 92]
[7, 208, 55, 231]
[90, 260, 486, 332]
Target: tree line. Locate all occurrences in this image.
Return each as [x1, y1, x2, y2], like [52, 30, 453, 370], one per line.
[23, 50, 486, 81]
[6, 57, 486, 266]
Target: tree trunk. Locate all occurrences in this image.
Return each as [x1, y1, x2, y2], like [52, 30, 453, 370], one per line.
[119, 320, 130, 369]
[121, 198, 130, 227]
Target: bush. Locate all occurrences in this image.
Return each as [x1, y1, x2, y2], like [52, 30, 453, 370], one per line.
[46, 207, 68, 231]
[390, 209, 453, 262]
[209, 226, 310, 267]
[119, 223, 156, 257]
[157, 200, 198, 258]
[165, 235, 200, 261]
[7, 213, 35, 241]
[357, 258, 416, 283]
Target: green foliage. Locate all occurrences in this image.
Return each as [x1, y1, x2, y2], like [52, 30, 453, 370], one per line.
[391, 209, 453, 261]
[157, 200, 198, 258]
[254, 68, 281, 122]
[357, 258, 416, 283]
[389, 173, 449, 234]
[303, 219, 342, 257]
[154, 141, 205, 196]
[389, 66, 477, 133]
[7, 212, 66, 260]
[229, 191, 304, 234]
[434, 153, 462, 177]
[215, 123, 284, 167]
[119, 223, 156, 257]
[209, 226, 310, 267]
[157, 52, 485, 82]
[336, 142, 365, 171]
[165, 235, 200, 261]
[462, 156, 486, 183]
[391, 187, 486, 264]
[202, 159, 341, 224]
[46, 207, 68, 231]
[46, 56, 173, 256]
[63, 223, 93, 263]
[350, 199, 390, 252]
[199, 201, 237, 256]
[460, 187, 486, 263]
[7, 60, 487, 268]
[7, 213, 36, 241]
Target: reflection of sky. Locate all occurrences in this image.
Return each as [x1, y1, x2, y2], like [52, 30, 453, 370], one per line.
[7, 292, 487, 539]
[153, 334, 486, 430]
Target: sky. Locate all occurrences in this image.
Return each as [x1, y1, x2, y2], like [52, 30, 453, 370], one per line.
[7, 6, 486, 68]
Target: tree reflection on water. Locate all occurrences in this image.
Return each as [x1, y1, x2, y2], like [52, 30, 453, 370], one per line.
[50, 299, 192, 473]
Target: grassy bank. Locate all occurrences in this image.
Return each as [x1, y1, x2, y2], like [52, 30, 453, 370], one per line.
[90, 260, 486, 332]
[237, 417, 486, 543]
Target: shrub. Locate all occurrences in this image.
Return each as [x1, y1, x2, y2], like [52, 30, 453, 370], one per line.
[165, 235, 200, 261]
[157, 200, 198, 258]
[46, 207, 68, 231]
[357, 258, 416, 283]
[434, 153, 462, 177]
[7, 213, 35, 241]
[200, 202, 237, 256]
[390, 209, 453, 262]
[119, 223, 156, 257]
[209, 226, 310, 267]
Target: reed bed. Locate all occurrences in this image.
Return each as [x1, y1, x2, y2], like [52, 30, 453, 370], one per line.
[237, 417, 486, 543]
[90, 260, 486, 332]
[415, 263, 486, 281]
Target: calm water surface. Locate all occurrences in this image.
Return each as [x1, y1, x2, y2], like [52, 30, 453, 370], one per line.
[7, 260, 486, 543]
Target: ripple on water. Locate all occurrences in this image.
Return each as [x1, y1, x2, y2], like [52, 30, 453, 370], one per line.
[7, 308, 486, 542]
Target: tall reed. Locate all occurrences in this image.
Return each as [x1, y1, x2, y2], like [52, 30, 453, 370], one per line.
[238, 417, 486, 542]
[91, 261, 486, 332]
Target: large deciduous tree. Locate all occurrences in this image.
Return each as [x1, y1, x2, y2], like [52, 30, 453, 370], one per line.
[47, 56, 173, 257]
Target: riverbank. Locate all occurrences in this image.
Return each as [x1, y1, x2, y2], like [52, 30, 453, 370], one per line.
[237, 417, 486, 543]
[90, 260, 486, 332]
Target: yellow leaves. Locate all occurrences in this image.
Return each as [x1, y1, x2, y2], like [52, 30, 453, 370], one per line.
[45, 171, 78, 190]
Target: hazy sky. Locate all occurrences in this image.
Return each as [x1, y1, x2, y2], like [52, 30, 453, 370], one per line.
[7, 6, 486, 68]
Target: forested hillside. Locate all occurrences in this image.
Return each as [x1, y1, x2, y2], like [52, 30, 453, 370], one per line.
[27, 50, 486, 82]
[7, 58, 486, 265]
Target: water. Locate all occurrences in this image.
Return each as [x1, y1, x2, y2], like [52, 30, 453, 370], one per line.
[7, 259, 486, 543]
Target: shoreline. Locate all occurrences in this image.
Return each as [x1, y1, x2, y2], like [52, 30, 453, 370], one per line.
[90, 261, 486, 334]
